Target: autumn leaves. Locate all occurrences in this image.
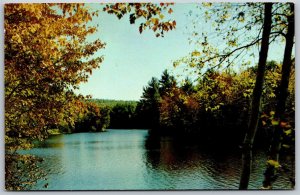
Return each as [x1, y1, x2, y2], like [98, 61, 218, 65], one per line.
[5, 4, 104, 150]
[104, 3, 176, 37]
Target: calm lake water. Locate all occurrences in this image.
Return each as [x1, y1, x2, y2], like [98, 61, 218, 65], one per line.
[21, 129, 293, 190]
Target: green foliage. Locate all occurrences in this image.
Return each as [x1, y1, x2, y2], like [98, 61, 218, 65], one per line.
[73, 102, 110, 133]
[136, 77, 161, 129]
[109, 104, 137, 129]
[88, 99, 139, 129]
[89, 99, 138, 108]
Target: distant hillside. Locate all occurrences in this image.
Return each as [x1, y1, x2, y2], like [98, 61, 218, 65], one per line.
[88, 99, 138, 108]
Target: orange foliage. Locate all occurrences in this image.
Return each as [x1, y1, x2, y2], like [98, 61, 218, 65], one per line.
[103, 3, 176, 37]
[5, 4, 104, 150]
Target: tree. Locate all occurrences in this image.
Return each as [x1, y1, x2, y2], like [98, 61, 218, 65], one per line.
[174, 3, 289, 77]
[239, 3, 273, 189]
[137, 77, 161, 129]
[171, 2, 294, 189]
[74, 102, 108, 133]
[159, 69, 177, 95]
[181, 77, 196, 95]
[262, 3, 295, 189]
[174, 3, 265, 75]
[5, 3, 104, 190]
[159, 85, 199, 134]
[109, 103, 136, 129]
[98, 106, 111, 130]
[137, 70, 179, 130]
[5, 3, 104, 150]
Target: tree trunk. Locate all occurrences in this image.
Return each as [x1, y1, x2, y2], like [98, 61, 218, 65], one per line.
[262, 3, 294, 189]
[239, 3, 273, 190]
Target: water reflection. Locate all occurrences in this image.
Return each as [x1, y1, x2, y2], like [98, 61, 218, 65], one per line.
[143, 133, 243, 189]
[143, 132, 293, 189]
[22, 130, 293, 190]
[33, 135, 65, 148]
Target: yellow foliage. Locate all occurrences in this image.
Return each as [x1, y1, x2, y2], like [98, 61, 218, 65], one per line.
[267, 160, 281, 169]
[5, 3, 104, 150]
[191, 50, 201, 57]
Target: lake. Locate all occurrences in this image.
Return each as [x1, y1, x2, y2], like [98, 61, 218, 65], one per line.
[21, 129, 293, 190]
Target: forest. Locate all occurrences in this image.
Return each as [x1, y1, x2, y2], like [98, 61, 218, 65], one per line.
[4, 2, 295, 191]
[60, 64, 294, 148]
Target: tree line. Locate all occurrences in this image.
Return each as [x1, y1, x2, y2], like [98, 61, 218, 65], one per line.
[55, 99, 138, 133]
[63, 61, 294, 154]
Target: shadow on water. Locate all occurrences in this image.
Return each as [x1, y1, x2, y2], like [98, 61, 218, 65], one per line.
[143, 131, 243, 189]
[143, 130, 294, 189]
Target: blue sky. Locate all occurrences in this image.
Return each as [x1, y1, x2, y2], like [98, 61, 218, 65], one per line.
[78, 3, 286, 101]
[78, 4, 196, 101]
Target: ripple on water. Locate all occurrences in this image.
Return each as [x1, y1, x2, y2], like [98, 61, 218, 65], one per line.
[21, 130, 294, 190]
